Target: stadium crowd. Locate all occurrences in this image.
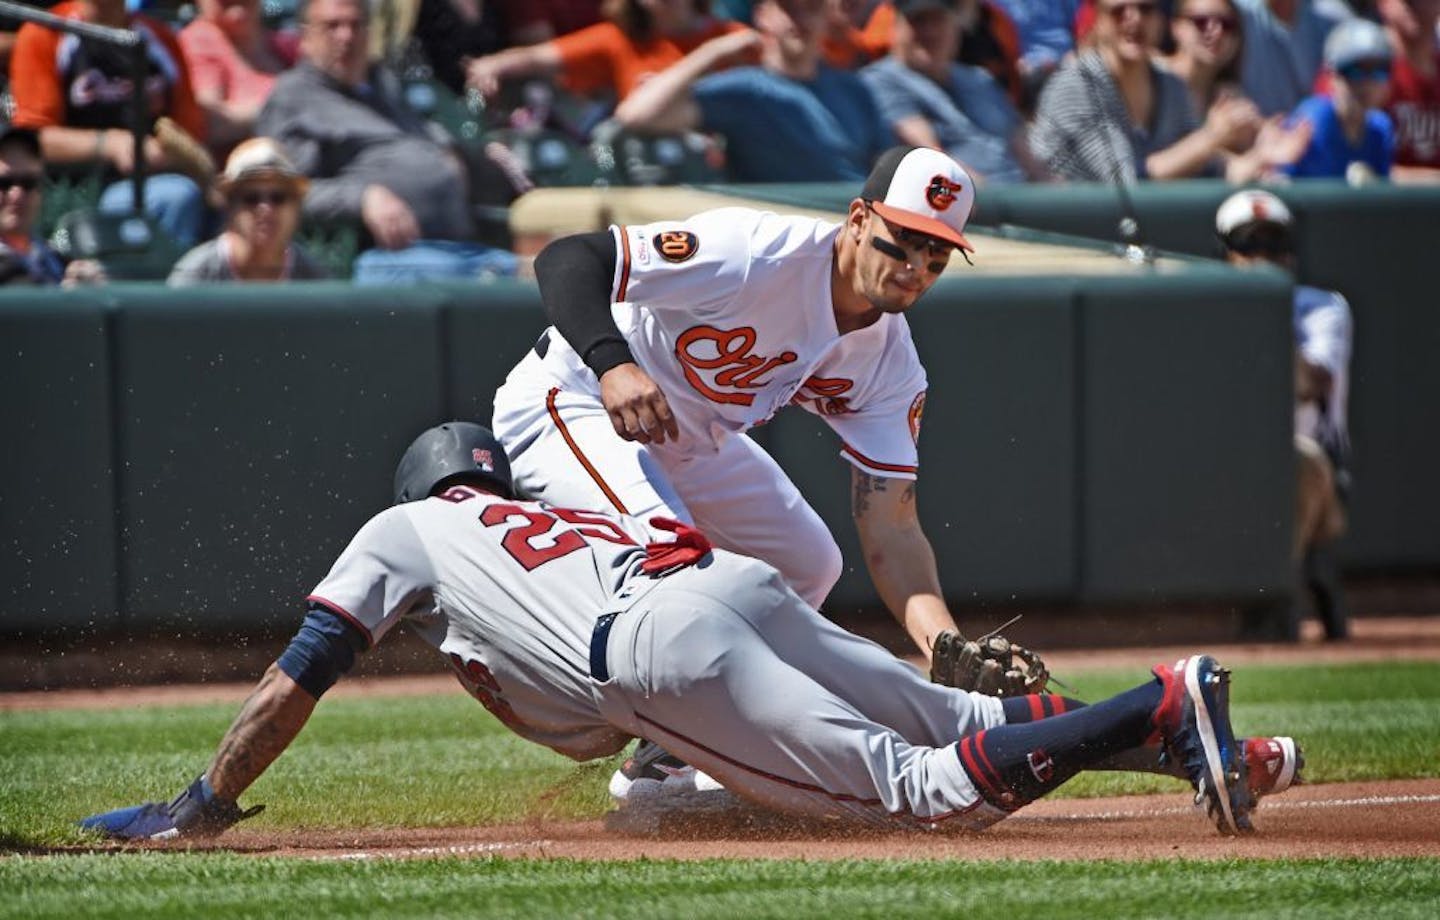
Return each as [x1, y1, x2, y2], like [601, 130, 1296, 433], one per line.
[0, 0, 1436, 285]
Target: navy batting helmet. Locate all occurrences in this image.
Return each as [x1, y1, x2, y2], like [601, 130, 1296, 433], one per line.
[393, 422, 514, 504]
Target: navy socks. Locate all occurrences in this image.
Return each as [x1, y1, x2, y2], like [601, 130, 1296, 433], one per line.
[957, 681, 1163, 811]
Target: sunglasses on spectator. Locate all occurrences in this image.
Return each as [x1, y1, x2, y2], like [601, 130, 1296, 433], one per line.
[1183, 13, 1239, 34]
[1224, 225, 1292, 256]
[1103, 1, 1160, 18]
[233, 188, 297, 208]
[1339, 59, 1392, 82]
[0, 174, 41, 193]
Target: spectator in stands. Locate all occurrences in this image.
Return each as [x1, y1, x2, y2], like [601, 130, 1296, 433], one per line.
[1029, 0, 1263, 182]
[8, 0, 211, 249]
[614, 0, 892, 181]
[954, 0, 1025, 108]
[1282, 17, 1396, 180]
[820, 0, 892, 68]
[179, 0, 300, 162]
[257, 0, 521, 283]
[168, 137, 328, 284]
[1379, 0, 1440, 182]
[1216, 189, 1353, 640]
[0, 126, 106, 286]
[497, 0, 605, 45]
[1235, 0, 1353, 117]
[820, 2, 1026, 105]
[992, 0, 1082, 106]
[1161, 0, 1313, 179]
[1162, 0, 1244, 114]
[464, 0, 754, 105]
[861, 0, 1036, 183]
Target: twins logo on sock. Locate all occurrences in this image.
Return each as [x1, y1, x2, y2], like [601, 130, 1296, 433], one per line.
[1027, 748, 1054, 783]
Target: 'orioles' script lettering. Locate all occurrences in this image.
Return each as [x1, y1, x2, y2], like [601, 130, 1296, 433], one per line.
[675, 325, 798, 406]
[790, 375, 855, 416]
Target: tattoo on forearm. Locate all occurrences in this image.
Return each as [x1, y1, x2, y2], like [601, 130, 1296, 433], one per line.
[208, 668, 313, 799]
[853, 471, 886, 516]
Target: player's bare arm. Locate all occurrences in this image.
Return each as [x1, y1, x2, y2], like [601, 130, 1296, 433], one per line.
[79, 604, 369, 839]
[534, 232, 680, 444]
[206, 664, 318, 801]
[611, 28, 759, 134]
[850, 468, 960, 661]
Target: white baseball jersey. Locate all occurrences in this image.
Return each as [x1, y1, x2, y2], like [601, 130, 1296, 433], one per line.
[536, 207, 929, 476]
[1293, 284, 1352, 458]
[305, 485, 1007, 829]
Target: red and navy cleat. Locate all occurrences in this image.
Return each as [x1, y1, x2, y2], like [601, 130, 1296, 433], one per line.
[1153, 656, 1255, 835]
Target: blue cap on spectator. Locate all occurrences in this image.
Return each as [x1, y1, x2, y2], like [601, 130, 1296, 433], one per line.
[1324, 19, 1393, 73]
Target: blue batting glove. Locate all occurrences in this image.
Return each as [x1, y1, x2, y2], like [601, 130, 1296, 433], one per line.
[79, 775, 263, 840]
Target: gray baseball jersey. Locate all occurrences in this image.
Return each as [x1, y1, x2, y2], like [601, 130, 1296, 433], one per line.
[306, 485, 1006, 828]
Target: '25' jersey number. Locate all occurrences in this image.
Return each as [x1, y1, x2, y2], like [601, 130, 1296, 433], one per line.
[479, 503, 636, 571]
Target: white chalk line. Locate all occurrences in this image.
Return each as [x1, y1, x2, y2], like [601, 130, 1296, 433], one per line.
[314, 840, 553, 861]
[1018, 793, 1440, 824]
[291, 794, 1440, 858]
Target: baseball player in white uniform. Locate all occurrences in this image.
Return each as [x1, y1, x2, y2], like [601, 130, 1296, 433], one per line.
[1216, 189, 1354, 639]
[78, 423, 1274, 839]
[494, 145, 974, 676]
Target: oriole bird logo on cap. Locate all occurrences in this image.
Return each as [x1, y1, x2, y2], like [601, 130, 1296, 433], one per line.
[926, 175, 963, 211]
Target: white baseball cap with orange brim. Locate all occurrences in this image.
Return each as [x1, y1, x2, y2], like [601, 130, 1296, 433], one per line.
[860, 146, 976, 253]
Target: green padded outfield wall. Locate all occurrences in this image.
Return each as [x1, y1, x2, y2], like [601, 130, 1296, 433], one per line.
[1, 290, 118, 628]
[111, 283, 454, 631]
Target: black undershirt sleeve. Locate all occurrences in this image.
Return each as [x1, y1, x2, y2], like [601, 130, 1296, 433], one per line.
[534, 231, 636, 379]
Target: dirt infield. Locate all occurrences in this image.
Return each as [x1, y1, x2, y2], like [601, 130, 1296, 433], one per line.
[9, 616, 1440, 862]
[41, 779, 1440, 862]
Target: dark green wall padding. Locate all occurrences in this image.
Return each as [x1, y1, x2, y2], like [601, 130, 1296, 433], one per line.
[3, 259, 1296, 633]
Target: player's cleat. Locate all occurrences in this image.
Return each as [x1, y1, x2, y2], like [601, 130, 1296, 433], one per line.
[609, 739, 725, 803]
[1242, 736, 1304, 800]
[1152, 655, 1254, 835]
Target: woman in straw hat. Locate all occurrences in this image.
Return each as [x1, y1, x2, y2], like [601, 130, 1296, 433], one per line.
[169, 137, 329, 284]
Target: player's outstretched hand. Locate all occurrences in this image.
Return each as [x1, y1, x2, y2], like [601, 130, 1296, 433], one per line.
[78, 775, 263, 841]
[599, 363, 680, 445]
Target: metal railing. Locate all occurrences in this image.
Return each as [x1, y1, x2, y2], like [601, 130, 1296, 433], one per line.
[0, 0, 149, 211]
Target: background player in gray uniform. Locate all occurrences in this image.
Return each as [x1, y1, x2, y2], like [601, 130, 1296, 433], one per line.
[80, 423, 1281, 839]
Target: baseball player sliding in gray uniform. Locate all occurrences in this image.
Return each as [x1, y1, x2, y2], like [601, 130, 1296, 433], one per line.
[80, 423, 1283, 840]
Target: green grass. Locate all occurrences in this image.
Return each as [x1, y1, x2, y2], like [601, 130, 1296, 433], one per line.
[3, 661, 1437, 847]
[1, 695, 620, 847]
[1, 854, 1436, 920]
[2, 660, 1436, 919]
